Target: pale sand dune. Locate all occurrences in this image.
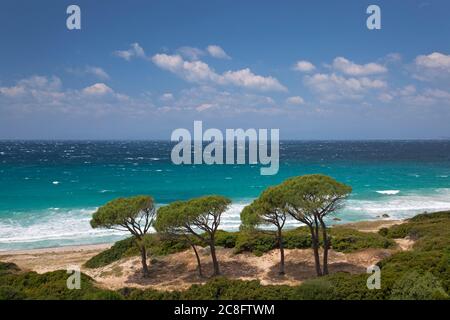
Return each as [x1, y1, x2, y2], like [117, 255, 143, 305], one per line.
[0, 220, 413, 291]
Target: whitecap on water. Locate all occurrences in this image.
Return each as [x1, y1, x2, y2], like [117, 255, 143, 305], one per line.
[376, 190, 400, 195]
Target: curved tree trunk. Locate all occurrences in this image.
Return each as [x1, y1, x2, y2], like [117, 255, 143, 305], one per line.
[308, 225, 322, 276]
[319, 219, 330, 275]
[190, 243, 203, 277]
[140, 245, 149, 278]
[209, 239, 220, 276]
[277, 227, 285, 275]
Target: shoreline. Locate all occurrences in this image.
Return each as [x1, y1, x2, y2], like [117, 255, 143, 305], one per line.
[0, 242, 113, 256]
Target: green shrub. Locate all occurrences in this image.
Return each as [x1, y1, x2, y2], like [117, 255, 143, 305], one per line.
[84, 237, 138, 268]
[390, 271, 448, 300]
[0, 262, 20, 275]
[234, 231, 277, 256]
[0, 285, 26, 300]
[330, 228, 395, 253]
[85, 234, 191, 268]
[215, 230, 238, 248]
[381, 210, 450, 252]
[293, 278, 335, 300]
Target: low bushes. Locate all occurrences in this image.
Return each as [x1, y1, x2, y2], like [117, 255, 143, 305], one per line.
[84, 234, 190, 268]
[380, 210, 450, 251]
[85, 224, 397, 268]
[330, 227, 395, 253]
[84, 237, 138, 268]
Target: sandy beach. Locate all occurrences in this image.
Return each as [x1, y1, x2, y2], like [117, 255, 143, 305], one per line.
[0, 219, 411, 291]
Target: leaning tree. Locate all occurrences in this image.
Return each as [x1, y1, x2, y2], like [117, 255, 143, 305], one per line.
[241, 186, 288, 275]
[282, 174, 352, 276]
[90, 195, 155, 277]
[154, 201, 205, 277]
[156, 195, 230, 276]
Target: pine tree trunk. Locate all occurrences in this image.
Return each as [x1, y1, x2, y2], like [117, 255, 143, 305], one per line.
[320, 220, 329, 275]
[191, 243, 203, 277]
[277, 227, 285, 275]
[309, 225, 322, 276]
[209, 240, 220, 276]
[140, 245, 149, 278]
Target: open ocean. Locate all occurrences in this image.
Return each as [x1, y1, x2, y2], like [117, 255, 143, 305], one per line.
[1, 140, 450, 251]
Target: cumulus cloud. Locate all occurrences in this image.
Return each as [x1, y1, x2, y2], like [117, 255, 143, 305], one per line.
[114, 43, 146, 61]
[286, 96, 305, 105]
[157, 85, 282, 115]
[304, 73, 386, 101]
[0, 75, 143, 119]
[414, 52, 450, 80]
[177, 46, 204, 60]
[160, 93, 174, 101]
[0, 75, 62, 98]
[293, 60, 315, 72]
[82, 83, 114, 96]
[152, 53, 286, 92]
[206, 45, 231, 59]
[332, 57, 387, 76]
[68, 66, 110, 80]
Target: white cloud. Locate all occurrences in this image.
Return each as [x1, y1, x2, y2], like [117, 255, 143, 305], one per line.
[332, 57, 387, 76]
[158, 86, 281, 115]
[0, 75, 62, 98]
[414, 52, 450, 80]
[177, 46, 204, 60]
[416, 52, 450, 69]
[82, 83, 113, 96]
[286, 96, 305, 105]
[85, 66, 110, 80]
[114, 43, 146, 61]
[152, 53, 286, 92]
[221, 68, 287, 91]
[293, 60, 315, 72]
[0, 85, 26, 97]
[378, 93, 394, 103]
[160, 93, 174, 101]
[304, 73, 386, 101]
[68, 66, 110, 80]
[196, 103, 216, 112]
[206, 45, 231, 59]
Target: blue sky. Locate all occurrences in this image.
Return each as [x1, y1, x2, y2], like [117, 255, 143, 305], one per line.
[0, 0, 449, 139]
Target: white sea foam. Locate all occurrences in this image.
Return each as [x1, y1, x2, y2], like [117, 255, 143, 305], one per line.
[376, 190, 400, 195]
[345, 188, 450, 220]
[0, 207, 127, 251]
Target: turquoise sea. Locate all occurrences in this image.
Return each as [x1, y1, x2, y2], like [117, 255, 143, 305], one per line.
[1, 140, 450, 250]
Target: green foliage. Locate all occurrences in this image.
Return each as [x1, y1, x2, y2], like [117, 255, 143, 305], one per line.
[292, 278, 336, 300]
[91, 195, 154, 229]
[0, 268, 112, 300]
[84, 234, 190, 269]
[144, 234, 190, 256]
[84, 237, 138, 268]
[380, 210, 450, 251]
[0, 262, 20, 275]
[330, 227, 395, 253]
[214, 230, 238, 248]
[390, 271, 448, 300]
[178, 277, 295, 300]
[233, 226, 394, 255]
[281, 174, 352, 216]
[234, 231, 277, 256]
